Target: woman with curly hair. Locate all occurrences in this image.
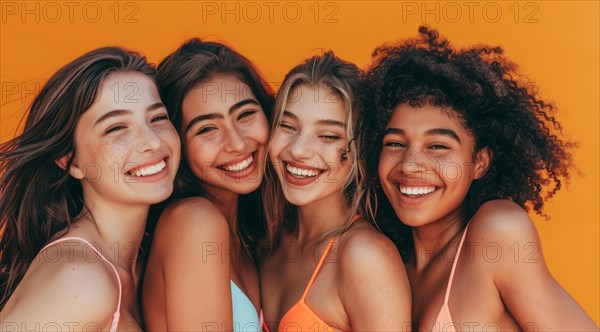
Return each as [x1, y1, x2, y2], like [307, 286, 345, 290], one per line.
[359, 26, 598, 331]
[142, 39, 273, 331]
[260, 51, 411, 331]
[0, 48, 180, 330]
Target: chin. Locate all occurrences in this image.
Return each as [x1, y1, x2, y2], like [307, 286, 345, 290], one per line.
[282, 194, 312, 207]
[233, 184, 260, 195]
[393, 210, 430, 228]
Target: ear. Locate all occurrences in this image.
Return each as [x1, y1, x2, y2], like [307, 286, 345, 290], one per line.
[55, 153, 85, 180]
[474, 146, 492, 180]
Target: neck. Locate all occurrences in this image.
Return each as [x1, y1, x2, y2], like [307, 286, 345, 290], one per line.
[206, 186, 239, 230]
[411, 208, 467, 272]
[295, 193, 349, 244]
[80, 195, 148, 274]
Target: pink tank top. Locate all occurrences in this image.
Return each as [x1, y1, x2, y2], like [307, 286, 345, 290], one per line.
[40, 237, 122, 332]
[432, 224, 470, 332]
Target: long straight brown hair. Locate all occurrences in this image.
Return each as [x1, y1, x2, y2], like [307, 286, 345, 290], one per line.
[0, 47, 156, 309]
[154, 38, 274, 258]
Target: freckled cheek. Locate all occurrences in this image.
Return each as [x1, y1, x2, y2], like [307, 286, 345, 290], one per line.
[155, 125, 180, 148]
[433, 154, 475, 186]
[321, 143, 344, 166]
[267, 131, 288, 161]
[86, 138, 129, 167]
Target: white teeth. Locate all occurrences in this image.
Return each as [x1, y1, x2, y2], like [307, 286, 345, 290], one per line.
[130, 159, 166, 177]
[286, 164, 320, 177]
[399, 186, 436, 196]
[222, 155, 253, 172]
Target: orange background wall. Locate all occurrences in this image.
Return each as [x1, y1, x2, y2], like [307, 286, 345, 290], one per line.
[1, 0, 598, 323]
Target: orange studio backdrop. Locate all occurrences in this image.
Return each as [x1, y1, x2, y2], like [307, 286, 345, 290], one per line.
[1, 0, 598, 324]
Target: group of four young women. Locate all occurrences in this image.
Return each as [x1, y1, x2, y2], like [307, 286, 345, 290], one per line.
[1, 26, 597, 331]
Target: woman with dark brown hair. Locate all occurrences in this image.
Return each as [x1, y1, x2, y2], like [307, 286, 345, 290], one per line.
[0, 47, 180, 331]
[142, 39, 273, 331]
[360, 26, 597, 331]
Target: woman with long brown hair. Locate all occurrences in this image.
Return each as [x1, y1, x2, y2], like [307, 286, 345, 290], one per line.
[0, 47, 180, 330]
[142, 39, 273, 331]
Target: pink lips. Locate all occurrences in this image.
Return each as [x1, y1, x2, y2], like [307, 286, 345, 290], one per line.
[216, 151, 258, 180]
[125, 157, 170, 183]
[282, 161, 326, 187]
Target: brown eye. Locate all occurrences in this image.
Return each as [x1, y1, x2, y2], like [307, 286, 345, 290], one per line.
[196, 126, 217, 135]
[429, 144, 449, 150]
[384, 141, 405, 148]
[238, 110, 257, 120]
[152, 114, 169, 122]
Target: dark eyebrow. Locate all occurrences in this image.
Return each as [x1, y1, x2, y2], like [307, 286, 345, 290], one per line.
[148, 102, 166, 112]
[230, 99, 260, 114]
[383, 127, 460, 143]
[94, 102, 166, 127]
[426, 128, 461, 143]
[94, 109, 131, 127]
[383, 128, 405, 136]
[185, 113, 224, 134]
[184, 99, 260, 134]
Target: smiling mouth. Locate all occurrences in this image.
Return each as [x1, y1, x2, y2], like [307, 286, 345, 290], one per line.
[217, 152, 255, 172]
[285, 163, 324, 178]
[127, 158, 168, 177]
[398, 185, 438, 198]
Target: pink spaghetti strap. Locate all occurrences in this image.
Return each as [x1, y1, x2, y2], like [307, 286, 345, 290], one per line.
[40, 237, 122, 332]
[442, 224, 470, 304]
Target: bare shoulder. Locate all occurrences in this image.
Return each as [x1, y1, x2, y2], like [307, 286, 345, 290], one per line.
[153, 197, 230, 245]
[467, 199, 538, 245]
[335, 220, 411, 329]
[337, 220, 404, 272]
[3, 241, 118, 325]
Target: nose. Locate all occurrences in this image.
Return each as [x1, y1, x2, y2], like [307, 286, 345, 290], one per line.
[223, 126, 247, 153]
[138, 124, 162, 153]
[289, 133, 313, 160]
[397, 148, 428, 175]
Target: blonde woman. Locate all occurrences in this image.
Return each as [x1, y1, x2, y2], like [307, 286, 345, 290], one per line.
[260, 51, 411, 331]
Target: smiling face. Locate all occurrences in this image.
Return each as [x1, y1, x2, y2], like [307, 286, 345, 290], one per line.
[68, 71, 180, 207]
[378, 103, 490, 228]
[180, 74, 269, 198]
[269, 84, 353, 207]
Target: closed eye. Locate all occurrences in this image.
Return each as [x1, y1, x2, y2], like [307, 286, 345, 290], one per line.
[196, 126, 217, 135]
[320, 135, 340, 142]
[106, 125, 127, 134]
[279, 123, 296, 131]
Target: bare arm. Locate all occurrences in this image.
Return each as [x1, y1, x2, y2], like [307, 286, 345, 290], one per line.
[473, 200, 598, 331]
[143, 198, 233, 331]
[339, 228, 412, 331]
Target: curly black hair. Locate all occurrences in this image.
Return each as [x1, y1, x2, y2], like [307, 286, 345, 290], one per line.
[359, 26, 576, 258]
